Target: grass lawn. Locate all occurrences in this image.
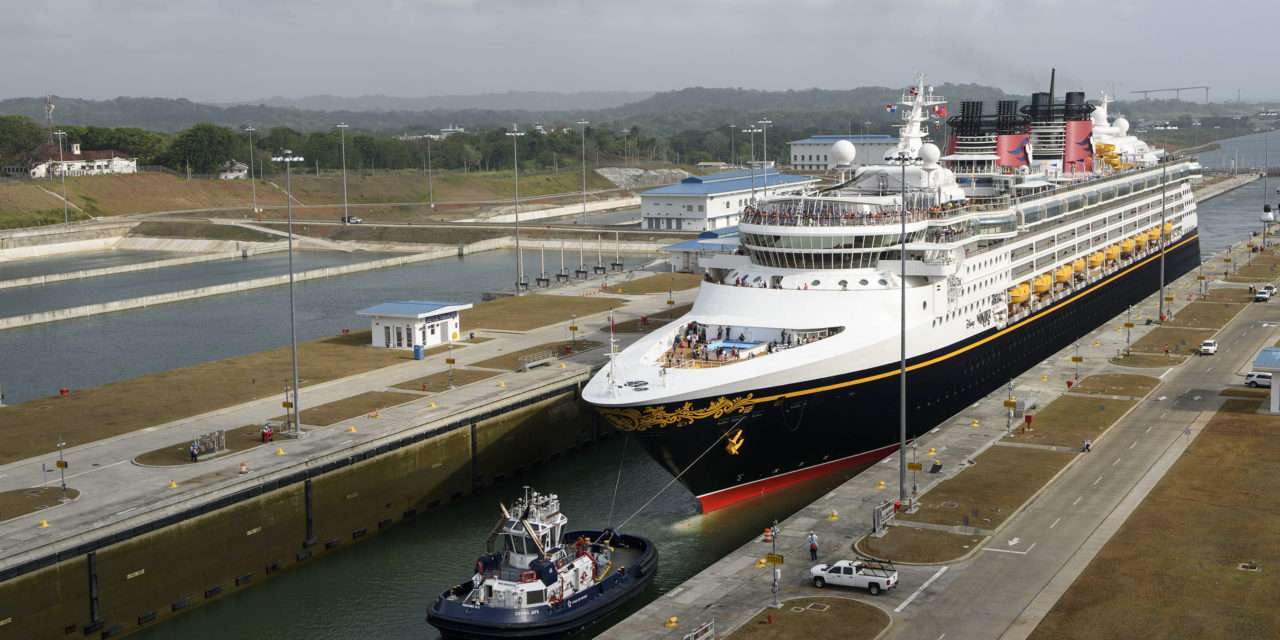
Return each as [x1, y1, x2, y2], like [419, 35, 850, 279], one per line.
[134, 422, 273, 467]
[605, 272, 702, 295]
[470, 340, 601, 371]
[128, 221, 278, 242]
[0, 331, 407, 464]
[1129, 327, 1215, 355]
[1070, 374, 1160, 398]
[57, 173, 285, 216]
[1109, 352, 1187, 368]
[1221, 387, 1268, 398]
[1205, 288, 1253, 303]
[1028, 399, 1280, 640]
[1163, 301, 1244, 329]
[284, 391, 420, 427]
[897, 445, 1074, 529]
[1006, 395, 1136, 448]
[461, 294, 624, 332]
[856, 526, 987, 564]
[0, 487, 80, 522]
[393, 368, 500, 393]
[728, 597, 889, 640]
[613, 303, 692, 333]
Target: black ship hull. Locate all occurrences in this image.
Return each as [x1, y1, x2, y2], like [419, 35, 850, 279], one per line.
[595, 233, 1202, 512]
[427, 531, 658, 639]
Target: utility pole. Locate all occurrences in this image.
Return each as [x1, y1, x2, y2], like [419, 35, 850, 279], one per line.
[426, 135, 434, 210]
[1158, 164, 1167, 322]
[272, 150, 305, 437]
[245, 126, 258, 214]
[897, 151, 911, 505]
[758, 118, 773, 193]
[53, 130, 69, 225]
[336, 123, 350, 224]
[728, 123, 736, 166]
[578, 120, 590, 225]
[507, 125, 527, 294]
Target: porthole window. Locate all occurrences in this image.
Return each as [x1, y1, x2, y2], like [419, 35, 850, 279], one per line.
[922, 301, 927, 310]
[812, 280, 821, 286]
[859, 279, 869, 286]
[878, 279, 888, 286]
[839, 280, 848, 289]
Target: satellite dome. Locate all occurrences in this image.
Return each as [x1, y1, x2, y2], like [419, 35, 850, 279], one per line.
[1114, 117, 1130, 135]
[830, 139, 856, 167]
[920, 143, 941, 167]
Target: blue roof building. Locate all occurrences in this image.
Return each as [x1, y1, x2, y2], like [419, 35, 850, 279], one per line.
[357, 300, 473, 350]
[640, 168, 818, 232]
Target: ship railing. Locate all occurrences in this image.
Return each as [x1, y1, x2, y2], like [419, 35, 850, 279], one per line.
[741, 207, 930, 228]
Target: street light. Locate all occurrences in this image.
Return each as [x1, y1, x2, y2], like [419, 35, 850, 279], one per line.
[336, 123, 350, 224]
[757, 118, 772, 192]
[426, 134, 434, 210]
[507, 125, 527, 294]
[893, 150, 917, 505]
[727, 123, 736, 166]
[244, 126, 258, 214]
[1158, 164, 1167, 322]
[577, 119, 590, 225]
[53, 130, 69, 225]
[271, 150, 305, 437]
[742, 127, 762, 198]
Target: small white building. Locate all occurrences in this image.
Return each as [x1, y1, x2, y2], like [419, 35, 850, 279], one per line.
[640, 168, 819, 232]
[789, 134, 898, 171]
[28, 144, 137, 179]
[357, 300, 473, 350]
[219, 161, 249, 180]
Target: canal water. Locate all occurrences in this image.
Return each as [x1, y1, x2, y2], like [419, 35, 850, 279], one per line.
[1194, 129, 1280, 171]
[0, 249, 180, 280]
[0, 250, 398, 318]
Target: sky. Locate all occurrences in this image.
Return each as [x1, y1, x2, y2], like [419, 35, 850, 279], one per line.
[2, 0, 1273, 102]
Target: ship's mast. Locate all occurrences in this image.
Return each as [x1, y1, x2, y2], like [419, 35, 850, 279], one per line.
[893, 75, 946, 161]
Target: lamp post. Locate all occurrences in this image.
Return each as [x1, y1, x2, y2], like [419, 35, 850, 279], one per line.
[53, 130, 69, 225]
[757, 118, 772, 192]
[728, 123, 736, 166]
[336, 123, 350, 224]
[577, 119, 590, 225]
[895, 150, 914, 505]
[244, 126, 258, 214]
[742, 127, 761, 198]
[507, 126, 527, 294]
[272, 150, 305, 437]
[1158, 164, 1167, 322]
[426, 135, 435, 210]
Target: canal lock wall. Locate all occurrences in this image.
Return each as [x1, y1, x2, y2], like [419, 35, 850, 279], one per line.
[0, 385, 605, 639]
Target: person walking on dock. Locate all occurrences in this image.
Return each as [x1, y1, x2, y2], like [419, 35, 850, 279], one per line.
[807, 531, 819, 561]
[189, 442, 200, 463]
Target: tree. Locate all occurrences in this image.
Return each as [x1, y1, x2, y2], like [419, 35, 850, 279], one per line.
[0, 116, 47, 161]
[160, 123, 239, 173]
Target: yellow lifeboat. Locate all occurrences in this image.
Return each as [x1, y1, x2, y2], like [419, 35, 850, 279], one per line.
[1106, 245, 1121, 261]
[1088, 252, 1104, 268]
[1055, 264, 1074, 284]
[1008, 282, 1030, 304]
[1072, 258, 1087, 273]
[1163, 222, 1173, 235]
[1133, 234, 1148, 248]
[1033, 274, 1053, 294]
[1121, 239, 1136, 254]
[1149, 226, 1162, 241]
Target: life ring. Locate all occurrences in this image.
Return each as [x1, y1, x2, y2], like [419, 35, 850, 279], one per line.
[520, 570, 536, 583]
[549, 594, 562, 606]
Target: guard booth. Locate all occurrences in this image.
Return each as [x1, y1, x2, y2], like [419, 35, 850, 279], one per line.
[1252, 347, 1280, 413]
[357, 300, 473, 350]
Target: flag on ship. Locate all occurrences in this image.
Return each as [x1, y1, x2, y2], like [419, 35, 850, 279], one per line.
[885, 104, 897, 113]
[932, 104, 948, 118]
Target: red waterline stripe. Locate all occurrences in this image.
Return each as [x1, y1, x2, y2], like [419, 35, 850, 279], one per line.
[696, 443, 900, 513]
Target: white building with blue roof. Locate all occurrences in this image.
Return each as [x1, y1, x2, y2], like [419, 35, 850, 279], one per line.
[357, 300, 473, 350]
[640, 168, 818, 232]
[789, 134, 898, 171]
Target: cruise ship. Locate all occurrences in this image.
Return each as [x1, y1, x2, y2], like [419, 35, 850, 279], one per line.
[582, 76, 1202, 512]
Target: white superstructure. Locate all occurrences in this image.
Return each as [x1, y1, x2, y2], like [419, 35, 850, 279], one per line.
[586, 76, 1200, 411]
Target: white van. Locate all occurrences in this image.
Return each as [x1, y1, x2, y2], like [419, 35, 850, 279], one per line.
[1246, 372, 1273, 388]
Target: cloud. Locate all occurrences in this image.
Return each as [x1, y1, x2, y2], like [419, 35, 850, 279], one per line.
[1, 0, 1272, 101]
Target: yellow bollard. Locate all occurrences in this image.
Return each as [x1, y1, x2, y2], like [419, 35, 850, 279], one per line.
[754, 557, 768, 569]
[876, 479, 886, 491]
[38, 519, 49, 529]
[664, 616, 679, 629]
[970, 419, 980, 428]
[1041, 374, 1049, 382]
[559, 362, 567, 369]
[498, 381, 507, 389]
[429, 401, 438, 409]
[928, 447, 937, 456]
[827, 509, 840, 521]
[167, 480, 178, 489]
[275, 447, 285, 456]
[347, 425, 358, 434]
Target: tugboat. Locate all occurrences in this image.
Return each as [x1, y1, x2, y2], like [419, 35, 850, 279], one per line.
[427, 488, 658, 639]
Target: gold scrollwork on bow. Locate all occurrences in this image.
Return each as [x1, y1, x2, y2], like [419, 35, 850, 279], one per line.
[597, 394, 756, 432]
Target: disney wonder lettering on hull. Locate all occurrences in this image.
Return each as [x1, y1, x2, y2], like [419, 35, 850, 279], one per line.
[583, 75, 1203, 512]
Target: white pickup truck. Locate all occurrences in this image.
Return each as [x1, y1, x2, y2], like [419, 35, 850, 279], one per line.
[809, 559, 898, 595]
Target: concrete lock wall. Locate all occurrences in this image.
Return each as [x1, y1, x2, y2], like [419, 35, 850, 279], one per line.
[0, 393, 589, 640]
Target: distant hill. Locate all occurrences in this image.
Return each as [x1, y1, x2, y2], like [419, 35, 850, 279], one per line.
[608, 83, 1021, 116]
[233, 91, 653, 113]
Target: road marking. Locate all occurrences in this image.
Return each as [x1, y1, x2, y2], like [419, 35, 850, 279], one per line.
[1049, 517, 1061, 529]
[894, 566, 948, 613]
[1072, 496, 1083, 506]
[983, 542, 1037, 556]
[1145, 425, 1153, 434]
[1112, 457, 1121, 467]
[339, 440, 353, 446]
[63, 459, 128, 481]
[1093, 475, 1104, 486]
[116, 506, 137, 516]
[1160, 411, 1169, 418]
[1129, 441, 1137, 450]
[1207, 367, 1214, 372]
[936, 635, 947, 640]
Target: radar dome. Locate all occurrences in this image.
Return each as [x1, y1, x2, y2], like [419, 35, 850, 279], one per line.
[920, 143, 941, 167]
[830, 139, 856, 167]
[1114, 117, 1130, 135]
